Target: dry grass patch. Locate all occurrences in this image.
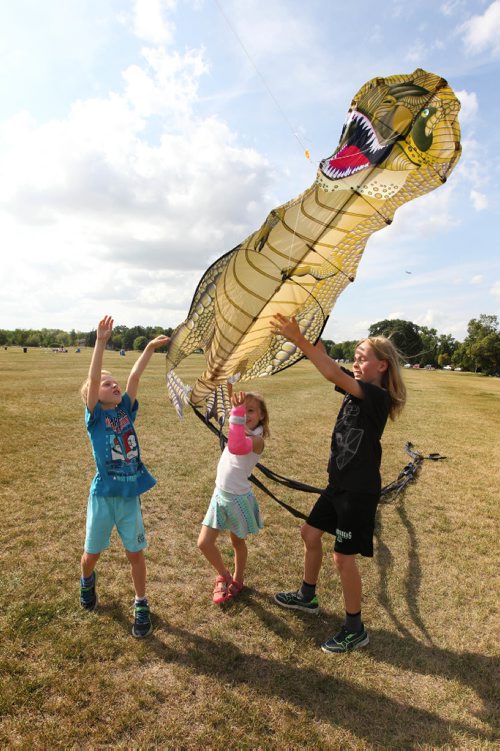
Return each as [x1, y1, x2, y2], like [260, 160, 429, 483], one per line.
[0, 347, 498, 749]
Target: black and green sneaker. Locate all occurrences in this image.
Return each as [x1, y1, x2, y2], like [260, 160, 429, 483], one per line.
[274, 590, 319, 613]
[321, 625, 369, 654]
[132, 601, 153, 638]
[80, 571, 97, 611]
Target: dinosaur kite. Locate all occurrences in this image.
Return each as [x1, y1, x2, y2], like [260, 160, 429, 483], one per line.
[165, 68, 461, 420]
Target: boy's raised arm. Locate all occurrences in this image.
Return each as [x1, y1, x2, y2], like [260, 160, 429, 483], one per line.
[270, 314, 364, 399]
[126, 334, 170, 405]
[87, 316, 114, 413]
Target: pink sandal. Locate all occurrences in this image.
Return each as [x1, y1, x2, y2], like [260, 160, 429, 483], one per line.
[212, 573, 232, 604]
[225, 579, 244, 602]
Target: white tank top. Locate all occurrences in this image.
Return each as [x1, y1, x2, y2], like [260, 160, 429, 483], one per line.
[215, 425, 263, 495]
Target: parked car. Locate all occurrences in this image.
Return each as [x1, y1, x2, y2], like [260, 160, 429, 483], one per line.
[443, 365, 453, 370]
[403, 363, 411, 368]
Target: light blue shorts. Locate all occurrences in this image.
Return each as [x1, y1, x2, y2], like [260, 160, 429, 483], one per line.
[202, 487, 263, 539]
[84, 494, 147, 554]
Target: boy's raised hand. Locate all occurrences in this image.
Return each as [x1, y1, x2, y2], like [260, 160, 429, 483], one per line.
[97, 315, 114, 343]
[146, 334, 170, 351]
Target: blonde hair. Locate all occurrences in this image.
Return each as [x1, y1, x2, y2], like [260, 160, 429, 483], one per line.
[245, 391, 270, 438]
[79, 369, 112, 405]
[357, 337, 407, 420]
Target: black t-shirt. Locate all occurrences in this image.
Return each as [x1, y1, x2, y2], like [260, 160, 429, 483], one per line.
[328, 370, 391, 494]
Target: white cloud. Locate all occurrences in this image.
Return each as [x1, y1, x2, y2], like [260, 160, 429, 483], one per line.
[0, 42, 276, 330]
[132, 0, 177, 45]
[491, 280, 500, 300]
[470, 189, 488, 210]
[122, 46, 209, 121]
[455, 89, 478, 123]
[471, 275, 483, 284]
[405, 40, 428, 63]
[460, 0, 500, 57]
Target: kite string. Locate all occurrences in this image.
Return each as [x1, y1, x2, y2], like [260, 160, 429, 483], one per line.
[213, 3, 456, 184]
[213, 0, 312, 162]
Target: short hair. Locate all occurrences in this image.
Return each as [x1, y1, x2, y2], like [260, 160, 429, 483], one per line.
[79, 369, 112, 405]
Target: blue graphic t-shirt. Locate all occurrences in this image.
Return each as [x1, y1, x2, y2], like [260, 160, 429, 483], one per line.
[85, 393, 156, 498]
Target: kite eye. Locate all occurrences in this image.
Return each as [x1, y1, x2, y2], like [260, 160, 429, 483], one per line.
[421, 108, 430, 118]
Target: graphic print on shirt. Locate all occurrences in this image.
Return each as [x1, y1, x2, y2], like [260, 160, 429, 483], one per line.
[105, 409, 142, 482]
[334, 400, 363, 470]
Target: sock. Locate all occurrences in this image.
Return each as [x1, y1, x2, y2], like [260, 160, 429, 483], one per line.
[81, 573, 94, 586]
[298, 581, 316, 602]
[345, 610, 362, 632]
[135, 597, 148, 606]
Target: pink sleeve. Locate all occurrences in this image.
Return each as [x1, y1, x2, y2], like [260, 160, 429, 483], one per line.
[227, 405, 252, 455]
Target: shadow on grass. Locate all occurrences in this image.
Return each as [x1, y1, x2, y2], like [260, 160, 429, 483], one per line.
[104, 598, 495, 749]
[375, 503, 434, 645]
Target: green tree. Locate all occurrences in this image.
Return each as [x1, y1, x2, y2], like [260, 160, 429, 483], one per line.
[331, 343, 345, 360]
[459, 315, 500, 374]
[133, 336, 148, 351]
[111, 333, 124, 350]
[123, 326, 146, 350]
[437, 352, 451, 367]
[26, 333, 41, 347]
[437, 333, 458, 358]
[341, 340, 357, 362]
[418, 326, 438, 366]
[321, 339, 335, 356]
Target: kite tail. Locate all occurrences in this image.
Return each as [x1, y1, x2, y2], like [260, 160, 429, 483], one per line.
[166, 368, 192, 418]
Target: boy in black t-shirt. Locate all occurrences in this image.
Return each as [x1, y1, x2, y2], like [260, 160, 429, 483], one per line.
[271, 314, 406, 654]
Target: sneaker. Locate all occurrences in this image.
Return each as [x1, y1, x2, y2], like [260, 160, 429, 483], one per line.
[132, 601, 153, 638]
[321, 625, 369, 654]
[274, 590, 319, 613]
[80, 571, 97, 610]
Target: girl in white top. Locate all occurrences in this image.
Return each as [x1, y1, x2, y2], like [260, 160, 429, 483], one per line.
[197, 390, 270, 604]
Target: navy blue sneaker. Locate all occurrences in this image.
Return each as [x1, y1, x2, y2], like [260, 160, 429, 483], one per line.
[80, 571, 97, 611]
[132, 601, 153, 638]
[321, 625, 369, 654]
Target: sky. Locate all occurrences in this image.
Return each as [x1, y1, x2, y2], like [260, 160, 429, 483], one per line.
[1, 0, 499, 342]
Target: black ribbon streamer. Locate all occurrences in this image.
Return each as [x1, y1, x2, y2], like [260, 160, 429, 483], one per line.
[192, 407, 446, 518]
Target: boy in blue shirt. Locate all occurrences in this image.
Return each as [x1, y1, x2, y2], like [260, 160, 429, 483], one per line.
[80, 315, 169, 637]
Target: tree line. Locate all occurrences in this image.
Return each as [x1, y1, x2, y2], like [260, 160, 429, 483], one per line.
[1, 314, 499, 375]
[0, 325, 173, 353]
[321, 314, 499, 375]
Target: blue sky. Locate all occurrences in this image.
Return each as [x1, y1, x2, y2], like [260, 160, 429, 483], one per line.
[1, 0, 499, 341]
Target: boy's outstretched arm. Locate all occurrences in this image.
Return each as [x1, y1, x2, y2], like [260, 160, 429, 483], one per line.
[270, 314, 363, 398]
[126, 334, 170, 404]
[87, 315, 114, 413]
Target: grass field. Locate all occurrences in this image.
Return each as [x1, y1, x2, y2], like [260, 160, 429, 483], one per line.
[0, 346, 498, 750]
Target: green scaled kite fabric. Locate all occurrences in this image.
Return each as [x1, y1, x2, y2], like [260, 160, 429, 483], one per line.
[165, 68, 462, 420]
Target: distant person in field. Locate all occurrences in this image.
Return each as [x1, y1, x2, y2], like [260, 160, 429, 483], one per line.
[271, 314, 406, 654]
[197, 389, 270, 604]
[79, 315, 169, 638]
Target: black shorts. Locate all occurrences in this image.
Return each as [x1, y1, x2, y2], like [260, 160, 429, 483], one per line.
[306, 485, 379, 557]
